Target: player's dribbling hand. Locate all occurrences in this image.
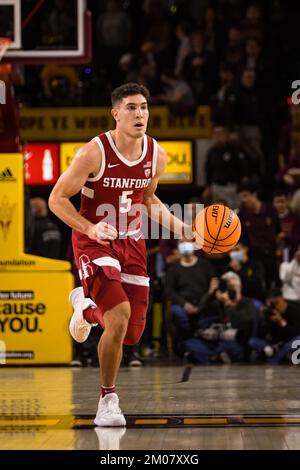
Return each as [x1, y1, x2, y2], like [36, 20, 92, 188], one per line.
[88, 221, 118, 245]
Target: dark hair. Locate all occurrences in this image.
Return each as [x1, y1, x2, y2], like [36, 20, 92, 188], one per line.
[111, 82, 150, 107]
[238, 180, 259, 195]
[246, 37, 260, 45]
[273, 188, 289, 199]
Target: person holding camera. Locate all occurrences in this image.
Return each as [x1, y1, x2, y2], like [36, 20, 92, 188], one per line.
[249, 287, 300, 363]
[213, 271, 257, 361]
[184, 271, 256, 363]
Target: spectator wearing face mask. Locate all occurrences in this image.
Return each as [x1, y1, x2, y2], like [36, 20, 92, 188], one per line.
[166, 241, 215, 354]
[228, 242, 266, 301]
[159, 198, 203, 268]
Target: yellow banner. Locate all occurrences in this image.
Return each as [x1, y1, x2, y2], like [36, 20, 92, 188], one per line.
[60, 142, 85, 173]
[0, 153, 70, 271]
[0, 272, 73, 364]
[60, 140, 192, 184]
[0, 153, 73, 365]
[159, 141, 193, 184]
[20, 106, 212, 141]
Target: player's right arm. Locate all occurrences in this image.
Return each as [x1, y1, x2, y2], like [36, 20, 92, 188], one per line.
[49, 140, 117, 245]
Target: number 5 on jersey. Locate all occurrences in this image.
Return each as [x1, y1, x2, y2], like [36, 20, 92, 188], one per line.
[120, 190, 133, 213]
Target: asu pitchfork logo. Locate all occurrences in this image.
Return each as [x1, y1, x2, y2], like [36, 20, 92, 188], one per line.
[0, 195, 16, 240]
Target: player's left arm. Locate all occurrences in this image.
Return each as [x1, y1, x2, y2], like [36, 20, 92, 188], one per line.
[143, 145, 194, 240]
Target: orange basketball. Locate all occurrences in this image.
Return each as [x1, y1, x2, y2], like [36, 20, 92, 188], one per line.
[193, 204, 241, 254]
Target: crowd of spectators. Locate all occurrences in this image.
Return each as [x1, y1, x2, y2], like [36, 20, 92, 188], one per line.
[20, 0, 300, 365]
[165, 192, 300, 365]
[15, 1, 300, 184]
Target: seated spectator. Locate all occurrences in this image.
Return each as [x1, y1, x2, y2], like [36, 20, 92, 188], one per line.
[117, 53, 135, 84]
[221, 27, 244, 73]
[184, 271, 256, 363]
[180, 277, 223, 365]
[242, 37, 261, 71]
[142, 0, 171, 56]
[291, 188, 300, 219]
[183, 31, 216, 104]
[95, 0, 132, 83]
[233, 68, 265, 174]
[158, 198, 203, 269]
[241, 38, 270, 87]
[154, 73, 195, 116]
[272, 189, 300, 260]
[241, 5, 264, 42]
[42, 0, 75, 47]
[214, 271, 256, 361]
[166, 241, 214, 354]
[202, 252, 231, 278]
[279, 246, 300, 302]
[95, 0, 132, 50]
[228, 241, 266, 300]
[40, 64, 79, 105]
[204, 126, 250, 209]
[249, 288, 300, 363]
[159, 238, 180, 268]
[212, 62, 236, 126]
[283, 169, 300, 190]
[277, 105, 300, 172]
[229, 131, 255, 180]
[174, 22, 191, 78]
[238, 181, 280, 289]
[30, 197, 61, 259]
[133, 55, 161, 98]
[200, 6, 225, 57]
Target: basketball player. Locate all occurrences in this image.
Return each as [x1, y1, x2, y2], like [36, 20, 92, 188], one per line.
[49, 83, 193, 427]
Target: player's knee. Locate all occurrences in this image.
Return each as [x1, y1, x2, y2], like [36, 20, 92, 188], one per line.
[123, 323, 146, 346]
[122, 297, 148, 345]
[105, 301, 131, 341]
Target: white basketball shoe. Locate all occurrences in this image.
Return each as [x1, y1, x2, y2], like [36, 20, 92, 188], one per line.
[69, 287, 97, 343]
[94, 393, 126, 427]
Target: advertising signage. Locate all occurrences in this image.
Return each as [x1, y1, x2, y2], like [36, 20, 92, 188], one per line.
[24, 143, 59, 185]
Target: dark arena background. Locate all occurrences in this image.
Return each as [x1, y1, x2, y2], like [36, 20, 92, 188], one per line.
[1, 0, 300, 460]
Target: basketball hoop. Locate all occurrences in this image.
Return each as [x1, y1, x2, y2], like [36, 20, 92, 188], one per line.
[0, 37, 12, 75]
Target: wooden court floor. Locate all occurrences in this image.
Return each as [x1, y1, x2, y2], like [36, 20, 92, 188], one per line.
[0, 364, 300, 450]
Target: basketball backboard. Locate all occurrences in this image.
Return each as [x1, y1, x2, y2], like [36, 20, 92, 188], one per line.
[0, 0, 91, 63]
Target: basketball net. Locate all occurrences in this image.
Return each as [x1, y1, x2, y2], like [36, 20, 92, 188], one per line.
[0, 37, 12, 75]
